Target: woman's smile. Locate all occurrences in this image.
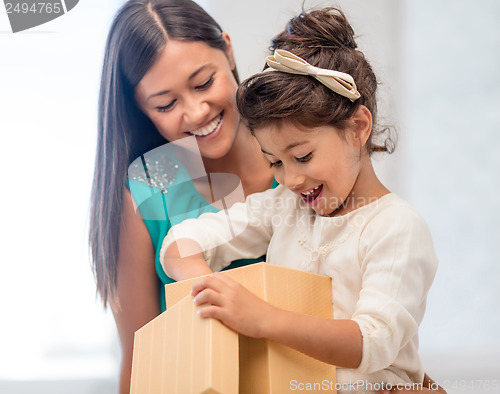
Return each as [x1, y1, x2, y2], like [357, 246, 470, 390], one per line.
[188, 112, 223, 141]
[134, 39, 240, 159]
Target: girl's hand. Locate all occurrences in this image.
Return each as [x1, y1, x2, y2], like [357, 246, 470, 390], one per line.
[379, 374, 447, 393]
[379, 388, 445, 394]
[190, 272, 276, 338]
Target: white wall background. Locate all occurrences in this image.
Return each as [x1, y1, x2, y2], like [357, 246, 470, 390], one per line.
[0, 0, 121, 390]
[1, 0, 499, 393]
[402, 0, 500, 386]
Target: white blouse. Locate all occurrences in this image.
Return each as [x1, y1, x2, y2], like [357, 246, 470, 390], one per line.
[161, 185, 438, 389]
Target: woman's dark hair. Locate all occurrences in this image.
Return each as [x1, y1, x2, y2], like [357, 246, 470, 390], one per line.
[237, 7, 394, 155]
[89, 0, 239, 305]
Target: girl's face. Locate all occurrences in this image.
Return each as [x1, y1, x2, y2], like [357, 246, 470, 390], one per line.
[254, 122, 367, 216]
[135, 35, 240, 160]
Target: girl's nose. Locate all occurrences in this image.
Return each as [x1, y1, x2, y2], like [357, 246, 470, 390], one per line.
[282, 166, 306, 191]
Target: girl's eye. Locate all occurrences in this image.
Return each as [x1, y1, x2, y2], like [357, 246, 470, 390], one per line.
[157, 100, 176, 113]
[196, 75, 214, 90]
[269, 160, 282, 168]
[296, 153, 312, 163]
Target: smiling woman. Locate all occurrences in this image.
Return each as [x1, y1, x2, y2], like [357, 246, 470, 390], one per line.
[88, 1, 274, 392]
[134, 38, 241, 159]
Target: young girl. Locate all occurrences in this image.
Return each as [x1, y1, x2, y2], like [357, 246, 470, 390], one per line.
[160, 7, 439, 393]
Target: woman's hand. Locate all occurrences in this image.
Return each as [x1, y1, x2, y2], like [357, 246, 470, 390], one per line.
[190, 272, 276, 338]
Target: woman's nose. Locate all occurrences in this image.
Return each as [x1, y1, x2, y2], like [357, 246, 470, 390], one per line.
[182, 95, 210, 127]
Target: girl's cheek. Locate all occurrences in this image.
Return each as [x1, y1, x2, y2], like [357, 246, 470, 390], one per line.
[272, 170, 284, 186]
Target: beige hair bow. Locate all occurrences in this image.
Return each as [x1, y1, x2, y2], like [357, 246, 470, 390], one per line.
[266, 49, 361, 102]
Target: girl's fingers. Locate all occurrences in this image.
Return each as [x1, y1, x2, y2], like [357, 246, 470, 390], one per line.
[211, 272, 237, 285]
[192, 288, 223, 307]
[191, 274, 225, 296]
[197, 304, 225, 320]
[190, 272, 240, 296]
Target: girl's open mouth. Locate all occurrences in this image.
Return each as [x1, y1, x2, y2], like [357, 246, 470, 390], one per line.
[300, 184, 323, 204]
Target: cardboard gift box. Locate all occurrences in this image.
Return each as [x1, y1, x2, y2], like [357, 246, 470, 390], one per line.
[130, 263, 336, 393]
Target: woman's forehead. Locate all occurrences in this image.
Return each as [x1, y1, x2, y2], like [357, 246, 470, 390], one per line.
[135, 39, 227, 101]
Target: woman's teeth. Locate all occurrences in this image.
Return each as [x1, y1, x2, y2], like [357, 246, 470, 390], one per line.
[301, 185, 321, 196]
[190, 114, 222, 136]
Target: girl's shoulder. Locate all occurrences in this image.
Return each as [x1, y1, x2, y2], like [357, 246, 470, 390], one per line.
[369, 193, 427, 223]
[358, 193, 434, 244]
[357, 193, 439, 277]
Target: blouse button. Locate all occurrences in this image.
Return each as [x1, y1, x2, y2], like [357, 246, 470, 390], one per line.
[310, 250, 320, 261]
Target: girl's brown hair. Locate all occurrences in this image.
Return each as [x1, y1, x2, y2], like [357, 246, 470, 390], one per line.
[237, 7, 394, 154]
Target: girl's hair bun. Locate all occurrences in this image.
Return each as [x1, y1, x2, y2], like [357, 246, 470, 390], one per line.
[272, 7, 357, 51]
[239, 6, 394, 156]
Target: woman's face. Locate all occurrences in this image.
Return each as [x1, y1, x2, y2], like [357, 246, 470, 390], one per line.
[135, 35, 240, 160]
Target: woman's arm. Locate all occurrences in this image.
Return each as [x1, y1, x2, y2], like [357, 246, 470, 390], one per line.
[108, 189, 161, 394]
[191, 273, 363, 368]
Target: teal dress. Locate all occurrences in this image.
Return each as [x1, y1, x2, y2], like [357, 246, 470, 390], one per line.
[127, 147, 279, 312]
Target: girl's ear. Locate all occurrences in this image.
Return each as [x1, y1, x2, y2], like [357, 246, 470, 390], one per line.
[350, 105, 372, 147]
[222, 32, 236, 71]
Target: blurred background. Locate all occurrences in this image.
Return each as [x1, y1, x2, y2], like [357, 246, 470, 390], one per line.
[1, 0, 499, 393]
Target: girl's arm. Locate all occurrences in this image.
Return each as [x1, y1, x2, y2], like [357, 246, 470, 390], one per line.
[188, 202, 439, 372]
[161, 187, 280, 280]
[379, 373, 447, 393]
[353, 205, 439, 374]
[162, 239, 212, 280]
[191, 273, 363, 368]
[108, 189, 161, 394]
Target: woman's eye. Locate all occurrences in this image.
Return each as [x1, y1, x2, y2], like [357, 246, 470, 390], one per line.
[269, 160, 282, 168]
[156, 100, 176, 113]
[196, 75, 214, 90]
[296, 153, 312, 163]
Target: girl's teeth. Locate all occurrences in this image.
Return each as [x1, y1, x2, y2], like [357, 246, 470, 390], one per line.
[190, 115, 222, 136]
[302, 185, 320, 196]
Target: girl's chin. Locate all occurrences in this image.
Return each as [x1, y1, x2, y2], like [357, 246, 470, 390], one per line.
[315, 208, 334, 217]
[312, 199, 342, 217]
